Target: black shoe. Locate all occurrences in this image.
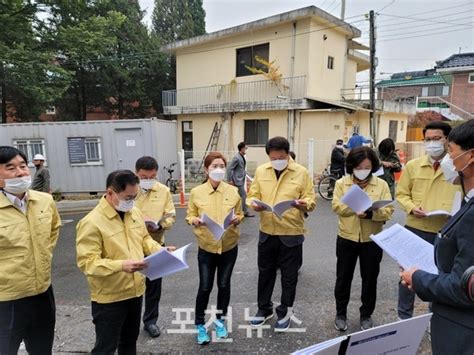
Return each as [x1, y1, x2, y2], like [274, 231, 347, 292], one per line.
[360, 317, 373, 330]
[244, 213, 255, 217]
[144, 324, 161, 338]
[250, 310, 274, 327]
[334, 316, 348, 331]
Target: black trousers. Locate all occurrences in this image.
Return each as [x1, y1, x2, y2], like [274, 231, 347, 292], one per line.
[334, 236, 383, 319]
[91, 296, 142, 355]
[195, 247, 238, 325]
[0, 286, 55, 355]
[143, 277, 162, 326]
[257, 235, 302, 320]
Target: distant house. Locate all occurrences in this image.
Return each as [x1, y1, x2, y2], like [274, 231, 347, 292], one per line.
[161, 6, 413, 174]
[377, 53, 474, 121]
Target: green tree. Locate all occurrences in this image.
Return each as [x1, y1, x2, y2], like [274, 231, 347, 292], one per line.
[152, 0, 206, 103]
[0, 1, 72, 122]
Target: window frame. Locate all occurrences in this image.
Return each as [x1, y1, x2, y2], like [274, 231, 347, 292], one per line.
[244, 119, 269, 146]
[13, 139, 46, 167]
[468, 73, 474, 84]
[327, 56, 334, 70]
[236, 43, 270, 77]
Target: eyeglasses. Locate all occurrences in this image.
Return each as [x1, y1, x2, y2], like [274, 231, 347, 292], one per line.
[423, 136, 445, 143]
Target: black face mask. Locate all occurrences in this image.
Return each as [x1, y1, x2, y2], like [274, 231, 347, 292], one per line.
[34, 164, 41, 168]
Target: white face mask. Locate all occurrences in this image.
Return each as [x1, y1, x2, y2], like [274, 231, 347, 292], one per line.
[140, 179, 156, 190]
[353, 169, 371, 181]
[336, 144, 344, 149]
[271, 159, 288, 171]
[115, 198, 134, 212]
[208, 168, 226, 182]
[424, 141, 445, 158]
[440, 154, 459, 184]
[3, 176, 32, 194]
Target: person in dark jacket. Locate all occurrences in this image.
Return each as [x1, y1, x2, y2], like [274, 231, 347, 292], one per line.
[377, 138, 402, 199]
[400, 119, 474, 355]
[330, 139, 345, 178]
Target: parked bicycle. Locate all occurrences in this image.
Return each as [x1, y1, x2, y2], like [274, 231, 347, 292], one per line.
[317, 166, 341, 201]
[164, 163, 179, 194]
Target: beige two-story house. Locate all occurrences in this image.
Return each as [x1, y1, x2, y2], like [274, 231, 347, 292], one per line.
[161, 6, 413, 175]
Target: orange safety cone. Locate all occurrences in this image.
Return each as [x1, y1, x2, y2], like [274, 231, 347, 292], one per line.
[394, 150, 406, 182]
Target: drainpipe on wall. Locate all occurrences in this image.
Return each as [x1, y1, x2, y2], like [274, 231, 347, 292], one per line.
[288, 109, 296, 150]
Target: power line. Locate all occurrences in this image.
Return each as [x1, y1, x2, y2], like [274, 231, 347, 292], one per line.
[379, 11, 474, 27]
[376, 15, 473, 34]
[378, 26, 471, 42]
[376, 22, 473, 39]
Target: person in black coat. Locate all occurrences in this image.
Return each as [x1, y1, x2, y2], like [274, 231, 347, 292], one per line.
[400, 119, 474, 355]
[330, 139, 345, 178]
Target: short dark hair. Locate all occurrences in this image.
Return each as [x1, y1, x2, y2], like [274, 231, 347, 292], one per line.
[423, 121, 452, 137]
[265, 136, 290, 155]
[345, 146, 380, 174]
[135, 156, 158, 171]
[237, 142, 247, 151]
[378, 138, 395, 156]
[336, 139, 343, 145]
[0, 146, 28, 165]
[289, 151, 296, 160]
[448, 120, 474, 151]
[106, 170, 139, 192]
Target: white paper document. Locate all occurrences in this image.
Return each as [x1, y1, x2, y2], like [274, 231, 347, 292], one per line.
[201, 209, 235, 241]
[292, 314, 432, 355]
[370, 224, 438, 274]
[373, 165, 384, 177]
[253, 199, 296, 219]
[340, 185, 393, 213]
[140, 243, 191, 280]
[144, 213, 175, 229]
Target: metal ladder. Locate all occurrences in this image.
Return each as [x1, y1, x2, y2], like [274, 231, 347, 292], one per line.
[198, 122, 222, 173]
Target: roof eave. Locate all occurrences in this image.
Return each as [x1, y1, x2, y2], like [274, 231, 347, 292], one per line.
[161, 6, 361, 54]
[437, 66, 474, 73]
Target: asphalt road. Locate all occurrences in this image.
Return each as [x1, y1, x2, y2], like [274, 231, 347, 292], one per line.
[49, 199, 431, 354]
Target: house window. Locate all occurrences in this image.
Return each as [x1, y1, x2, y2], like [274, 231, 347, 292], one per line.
[469, 73, 474, 83]
[45, 106, 56, 115]
[421, 87, 428, 97]
[244, 119, 269, 145]
[428, 85, 446, 97]
[327, 56, 334, 70]
[67, 137, 103, 165]
[442, 86, 449, 96]
[388, 120, 398, 142]
[14, 139, 46, 163]
[85, 138, 102, 163]
[236, 43, 270, 77]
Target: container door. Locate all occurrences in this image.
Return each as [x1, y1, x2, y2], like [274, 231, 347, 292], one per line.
[115, 128, 145, 170]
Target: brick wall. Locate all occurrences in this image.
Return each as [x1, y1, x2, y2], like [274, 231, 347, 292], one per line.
[451, 72, 474, 116]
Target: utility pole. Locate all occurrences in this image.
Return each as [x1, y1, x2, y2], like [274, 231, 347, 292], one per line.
[340, 0, 346, 20]
[369, 10, 377, 145]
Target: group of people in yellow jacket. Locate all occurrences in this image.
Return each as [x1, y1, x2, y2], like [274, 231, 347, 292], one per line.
[0, 119, 471, 354]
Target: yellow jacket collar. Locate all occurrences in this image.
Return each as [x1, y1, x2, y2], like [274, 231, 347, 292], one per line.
[98, 195, 122, 219]
[0, 189, 37, 208]
[204, 180, 226, 194]
[344, 175, 378, 186]
[263, 158, 297, 172]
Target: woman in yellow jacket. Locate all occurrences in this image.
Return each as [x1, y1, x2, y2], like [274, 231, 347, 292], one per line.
[332, 146, 394, 332]
[186, 151, 244, 345]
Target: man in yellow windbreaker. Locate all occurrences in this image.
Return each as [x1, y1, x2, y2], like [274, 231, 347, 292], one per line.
[396, 121, 461, 320]
[0, 146, 61, 354]
[76, 170, 162, 354]
[247, 137, 316, 332]
[135, 156, 176, 338]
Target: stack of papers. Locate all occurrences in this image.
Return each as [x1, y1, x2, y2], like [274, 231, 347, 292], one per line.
[293, 314, 432, 355]
[370, 224, 438, 274]
[340, 185, 393, 213]
[201, 209, 235, 241]
[425, 191, 462, 217]
[253, 199, 297, 219]
[140, 243, 191, 280]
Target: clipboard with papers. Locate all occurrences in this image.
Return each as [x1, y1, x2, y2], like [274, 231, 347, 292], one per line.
[140, 243, 191, 280]
[340, 184, 394, 213]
